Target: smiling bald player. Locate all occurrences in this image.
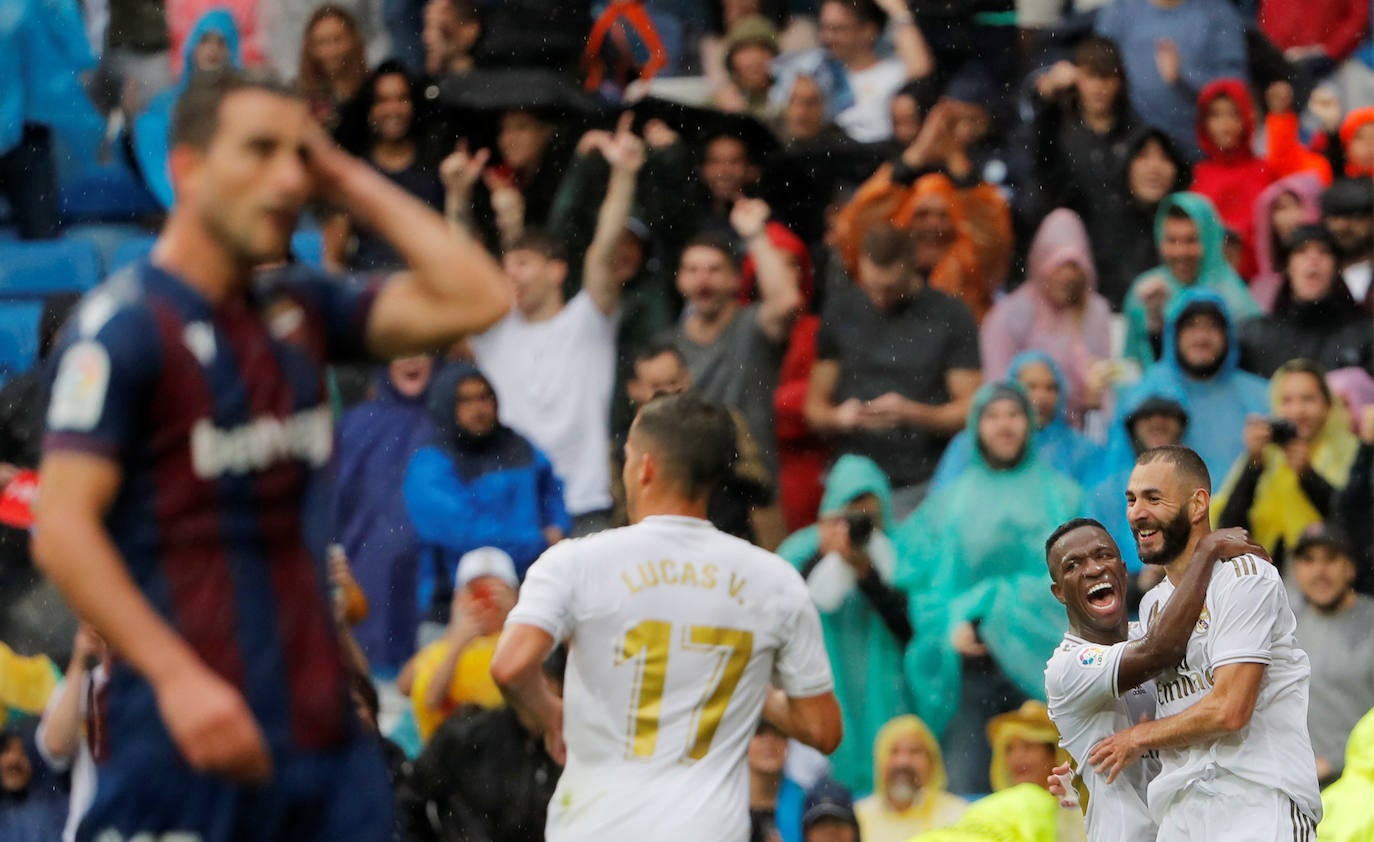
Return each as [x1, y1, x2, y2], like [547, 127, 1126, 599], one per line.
[1043, 518, 1261, 841]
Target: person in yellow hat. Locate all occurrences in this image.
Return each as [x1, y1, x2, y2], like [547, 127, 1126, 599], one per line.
[987, 701, 1070, 794]
[854, 715, 965, 842]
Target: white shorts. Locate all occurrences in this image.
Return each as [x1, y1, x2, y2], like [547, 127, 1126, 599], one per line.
[1155, 775, 1318, 842]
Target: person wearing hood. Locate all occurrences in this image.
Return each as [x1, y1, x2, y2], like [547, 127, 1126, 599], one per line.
[0, 721, 67, 842]
[1086, 128, 1192, 310]
[778, 455, 916, 793]
[1214, 359, 1359, 559]
[1318, 707, 1374, 840]
[1122, 192, 1260, 367]
[1238, 226, 1374, 378]
[932, 353, 1104, 491]
[1247, 172, 1324, 311]
[854, 715, 966, 842]
[333, 356, 436, 672]
[1086, 385, 1191, 579]
[1188, 79, 1275, 279]
[895, 383, 1081, 794]
[906, 783, 1084, 842]
[981, 211, 1112, 425]
[402, 362, 570, 632]
[1125, 289, 1269, 482]
[130, 9, 242, 209]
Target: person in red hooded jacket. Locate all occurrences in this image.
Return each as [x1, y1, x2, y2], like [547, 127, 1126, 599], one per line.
[1190, 79, 1274, 281]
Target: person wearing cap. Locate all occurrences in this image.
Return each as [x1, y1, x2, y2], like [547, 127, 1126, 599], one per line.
[854, 715, 965, 842]
[1321, 178, 1374, 305]
[1215, 359, 1360, 559]
[1123, 288, 1268, 482]
[714, 16, 781, 119]
[398, 547, 517, 742]
[801, 794, 861, 842]
[403, 362, 570, 634]
[1237, 226, 1374, 378]
[1289, 527, 1374, 785]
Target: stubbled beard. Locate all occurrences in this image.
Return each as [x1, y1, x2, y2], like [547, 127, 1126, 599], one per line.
[1136, 507, 1191, 566]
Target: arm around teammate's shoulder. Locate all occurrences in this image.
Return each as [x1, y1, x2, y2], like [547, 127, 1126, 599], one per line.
[1117, 528, 1265, 692]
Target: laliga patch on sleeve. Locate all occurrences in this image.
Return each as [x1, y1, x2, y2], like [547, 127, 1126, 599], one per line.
[1075, 645, 1107, 669]
[47, 341, 111, 432]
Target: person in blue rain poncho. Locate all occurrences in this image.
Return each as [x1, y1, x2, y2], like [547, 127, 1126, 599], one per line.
[403, 363, 570, 633]
[895, 382, 1081, 795]
[930, 351, 1102, 490]
[1124, 288, 1269, 483]
[778, 454, 916, 795]
[130, 8, 241, 209]
[333, 357, 436, 672]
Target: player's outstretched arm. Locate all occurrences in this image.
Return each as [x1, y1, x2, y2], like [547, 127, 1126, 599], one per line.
[1116, 528, 1266, 692]
[303, 126, 511, 358]
[33, 453, 272, 783]
[490, 622, 565, 763]
[761, 688, 843, 754]
[1087, 661, 1265, 783]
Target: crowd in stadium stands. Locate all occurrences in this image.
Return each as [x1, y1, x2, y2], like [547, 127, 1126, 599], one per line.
[4, 0, 1374, 839]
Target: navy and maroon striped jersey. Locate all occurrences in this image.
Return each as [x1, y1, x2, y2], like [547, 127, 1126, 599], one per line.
[43, 260, 377, 755]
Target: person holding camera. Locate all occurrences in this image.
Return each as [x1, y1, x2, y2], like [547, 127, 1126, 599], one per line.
[1214, 359, 1360, 563]
[778, 454, 915, 795]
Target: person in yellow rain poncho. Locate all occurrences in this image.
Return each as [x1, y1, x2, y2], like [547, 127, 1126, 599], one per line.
[854, 715, 966, 842]
[1213, 359, 1359, 558]
[1319, 706, 1374, 841]
[0, 641, 58, 729]
[905, 782, 1085, 842]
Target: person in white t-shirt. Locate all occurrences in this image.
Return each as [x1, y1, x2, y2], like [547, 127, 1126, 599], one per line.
[1088, 445, 1321, 841]
[771, 0, 933, 143]
[491, 393, 843, 842]
[465, 114, 644, 535]
[1043, 517, 1262, 842]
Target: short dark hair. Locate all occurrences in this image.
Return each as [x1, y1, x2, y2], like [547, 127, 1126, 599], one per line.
[1074, 36, 1125, 79]
[172, 68, 298, 151]
[505, 228, 566, 263]
[631, 393, 738, 498]
[681, 234, 740, 272]
[1044, 517, 1110, 564]
[821, 0, 887, 28]
[860, 223, 917, 271]
[633, 337, 688, 370]
[1136, 445, 1211, 494]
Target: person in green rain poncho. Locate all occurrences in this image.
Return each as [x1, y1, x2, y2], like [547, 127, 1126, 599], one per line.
[896, 382, 1082, 795]
[778, 455, 915, 795]
[1122, 192, 1260, 366]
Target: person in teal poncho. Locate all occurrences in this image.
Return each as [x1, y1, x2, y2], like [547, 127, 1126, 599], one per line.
[1122, 192, 1259, 367]
[895, 382, 1081, 795]
[778, 455, 915, 795]
[930, 351, 1102, 491]
[130, 9, 242, 209]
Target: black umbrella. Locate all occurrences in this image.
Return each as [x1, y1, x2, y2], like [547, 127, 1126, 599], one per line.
[434, 68, 612, 120]
[629, 96, 780, 161]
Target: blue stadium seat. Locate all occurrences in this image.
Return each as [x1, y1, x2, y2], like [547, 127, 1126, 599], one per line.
[0, 301, 44, 381]
[0, 238, 103, 298]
